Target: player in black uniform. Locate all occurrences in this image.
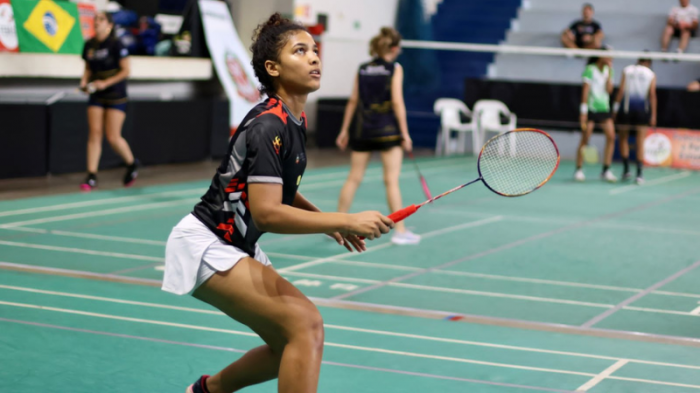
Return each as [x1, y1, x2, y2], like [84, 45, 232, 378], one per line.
[162, 14, 394, 393]
[79, 11, 138, 191]
[335, 27, 420, 245]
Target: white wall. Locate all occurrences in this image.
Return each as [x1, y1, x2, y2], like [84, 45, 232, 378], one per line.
[229, 0, 295, 52]
[294, 0, 399, 131]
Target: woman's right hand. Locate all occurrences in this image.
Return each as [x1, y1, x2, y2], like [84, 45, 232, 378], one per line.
[579, 114, 588, 132]
[336, 130, 349, 151]
[346, 211, 394, 240]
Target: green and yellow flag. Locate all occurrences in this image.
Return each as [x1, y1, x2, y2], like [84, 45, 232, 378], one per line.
[13, 0, 83, 54]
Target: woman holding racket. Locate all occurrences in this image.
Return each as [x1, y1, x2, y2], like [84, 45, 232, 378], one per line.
[79, 11, 139, 191]
[162, 14, 393, 393]
[335, 27, 420, 245]
[575, 52, 617, 183]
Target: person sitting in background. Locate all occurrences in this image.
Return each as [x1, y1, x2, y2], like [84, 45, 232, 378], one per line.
[688, 79, 700, 91]
[661, 0, 699, 55]
[562, 3, 604, 50]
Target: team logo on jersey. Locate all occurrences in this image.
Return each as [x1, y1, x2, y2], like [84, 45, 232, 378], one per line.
[225, 50, 261, 103]
[272, 136, 282, 155]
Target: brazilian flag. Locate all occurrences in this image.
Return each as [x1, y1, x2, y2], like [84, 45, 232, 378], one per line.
[13, 0, 83, 54]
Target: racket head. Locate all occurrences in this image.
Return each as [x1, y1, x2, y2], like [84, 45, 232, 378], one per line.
[477, 128, 560, 197]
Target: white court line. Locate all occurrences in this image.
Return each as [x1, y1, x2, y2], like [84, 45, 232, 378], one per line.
[0, 284, 221, 315]
[0, 199, 197, 228]
[575, 359, 629, 392]
[0, 157, 468, 219]
[281, 271, 612, 308]
[329, 260, 422, 271]
[298, 156, 470, 181]
[431, 270, 641, 293]
[49, 230, 166, 246]
[0, 162, 468, 229]
[5, 283, 700, 372]
[610, 171, 692, 195]
[0, 189, 203, 218]
[690, 303, 700, 315]
[277, 216, 504, 273]
[430, 209, 700, 237]
[6, 226, 700, 300]
[282, 271, 700, 318]
[0, 299, 594, 378]
[5, 298, 700, 389]
[0, 240, 163, 262]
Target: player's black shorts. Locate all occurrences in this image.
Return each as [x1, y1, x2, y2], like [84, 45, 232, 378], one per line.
[350, 139, 402, 152]
[617, 110, 650, 127]
[588, 111, 612, 122]
[673, 28, 698, 38]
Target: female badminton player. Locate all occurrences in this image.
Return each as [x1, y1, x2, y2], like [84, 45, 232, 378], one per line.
[575, 52, 617, 182]
[335, 27, 421, 245]
[161, 14, 394, 393]
[79, 11, 139, 191]
[612, 56, 657, 185]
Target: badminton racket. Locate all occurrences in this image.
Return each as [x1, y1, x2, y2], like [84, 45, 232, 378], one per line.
[371, 129, 560, 230]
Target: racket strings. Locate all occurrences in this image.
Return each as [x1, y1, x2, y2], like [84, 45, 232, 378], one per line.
[479, 131, 559, 196]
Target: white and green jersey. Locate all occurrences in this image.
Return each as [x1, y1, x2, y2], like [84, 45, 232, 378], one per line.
[582, 64, 613, 113]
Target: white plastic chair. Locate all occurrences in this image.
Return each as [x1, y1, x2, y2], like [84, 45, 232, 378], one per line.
[433, 98, 477, 156]
[473, 100, 517, 146]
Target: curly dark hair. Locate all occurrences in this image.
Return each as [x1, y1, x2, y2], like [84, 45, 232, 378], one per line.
[250, 13, 309, 97]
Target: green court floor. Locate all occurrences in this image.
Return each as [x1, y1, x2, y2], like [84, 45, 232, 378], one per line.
[1, 156, 700, 392]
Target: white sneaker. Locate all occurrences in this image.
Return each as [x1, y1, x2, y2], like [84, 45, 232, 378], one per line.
[391, 230, 421, 245]
[602, 170, 617, 183]
[574, 169, 585, 182]
[636, 176, 645, 185]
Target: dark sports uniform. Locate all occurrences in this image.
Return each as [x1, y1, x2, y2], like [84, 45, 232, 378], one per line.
[82, 36, 129, 112]
[568, 20, 602, 48]
[193, 98, 308, 257]
[350, 58, 402, 152]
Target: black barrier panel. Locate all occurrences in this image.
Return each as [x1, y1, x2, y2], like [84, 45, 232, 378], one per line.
[128, 100, 211, 165]
[315, 98, 357, 148]
[464, 79, 700, 131]
[210, 99, 231, 159]
[47, 100, 214, 175]
[0, 104, 48, 178]
[49, 102, 129, 174]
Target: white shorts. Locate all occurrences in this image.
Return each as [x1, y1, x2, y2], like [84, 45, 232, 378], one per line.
[161, 214, 272, 295]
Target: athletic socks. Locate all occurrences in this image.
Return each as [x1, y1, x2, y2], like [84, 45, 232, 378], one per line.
[189, 375, 211, 393]
[636, 161, 643, 177]
[622, 158, 629, 175]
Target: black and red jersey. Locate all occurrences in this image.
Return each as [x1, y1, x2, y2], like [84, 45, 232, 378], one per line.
[193, 97, 308, 256]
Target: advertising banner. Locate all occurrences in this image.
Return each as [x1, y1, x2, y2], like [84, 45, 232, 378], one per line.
[0, 0, 18, 52]
[199, 0, 261, 133]
[645, 128, 700, 170]
[77, 1, 95, 39]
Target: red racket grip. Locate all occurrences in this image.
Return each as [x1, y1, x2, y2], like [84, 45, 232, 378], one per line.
[388, 204, 418, 223]
[357, 205, 418, 240]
